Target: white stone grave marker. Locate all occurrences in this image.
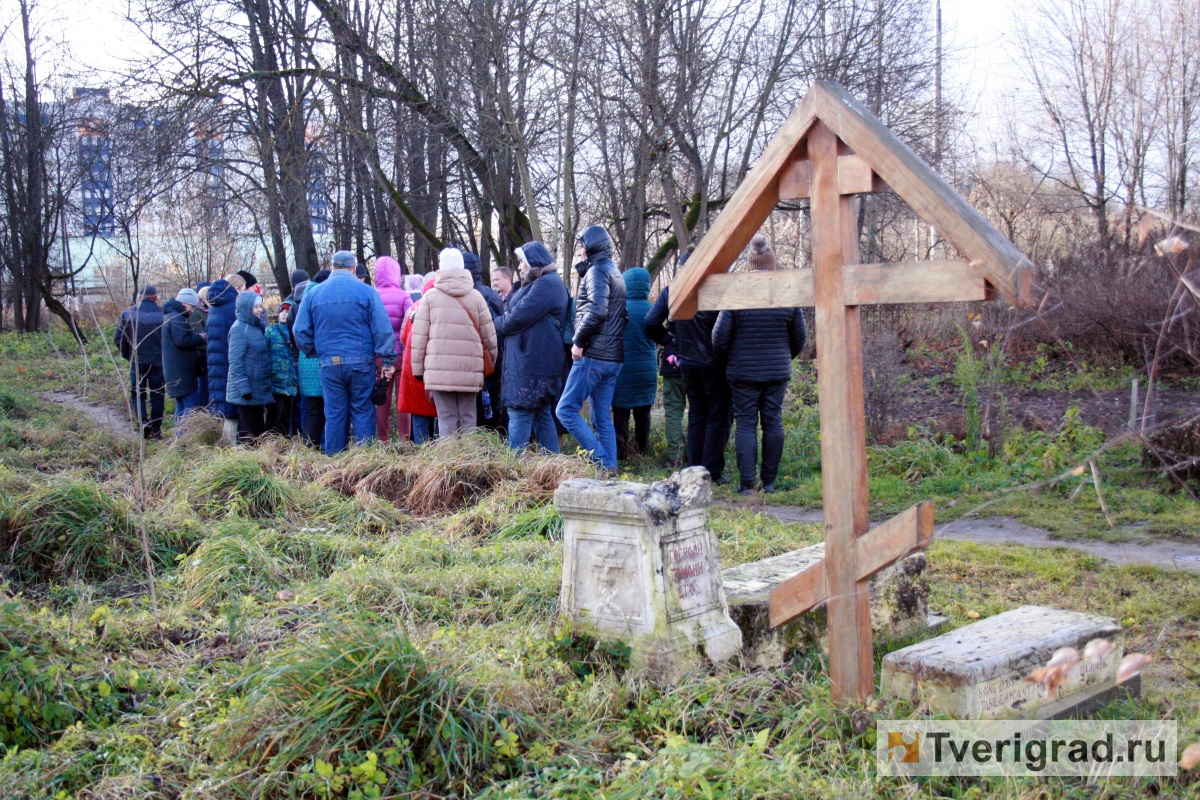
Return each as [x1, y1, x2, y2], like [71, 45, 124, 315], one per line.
[555, 467, 742, 683]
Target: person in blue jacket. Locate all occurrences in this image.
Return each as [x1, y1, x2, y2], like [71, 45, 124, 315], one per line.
[226, 292, 273, 443]
[612, 267, 657, 461]
[204, 279, 241, 434]
[293, 250, 396, 455]
[496, 242, 569, 453]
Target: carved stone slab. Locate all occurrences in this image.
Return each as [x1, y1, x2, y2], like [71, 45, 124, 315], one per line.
[881, 606, 1125, 719]
[556, 467, 742, 683]
[722, 543, 929, 667]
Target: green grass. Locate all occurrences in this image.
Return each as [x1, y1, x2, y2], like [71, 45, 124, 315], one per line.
[0, 328, 1198, 798]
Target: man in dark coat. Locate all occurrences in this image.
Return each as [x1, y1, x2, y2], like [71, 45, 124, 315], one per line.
[162, 288, 207, 427]
[644, 252, 731, 482]
[460, 248, 507, 434]
[555, 225, 627, 473]
[115, 285, 166, 439]
[712, 235, 806, 495]
[497, 242, 569, 452]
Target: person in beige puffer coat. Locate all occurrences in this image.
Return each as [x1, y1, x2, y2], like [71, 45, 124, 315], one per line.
[411, 248, 499, 434]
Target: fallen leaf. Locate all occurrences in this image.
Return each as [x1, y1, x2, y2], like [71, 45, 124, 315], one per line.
[1024, 664, 1067, 699]
[948, 499, 958, 507]
[275, 590, 295, 602]
[1136, 213, 1155, 247]
[1083, 638, 1114, 663]
[1155, 235, 1188, 256]
[43, 370, 54, 378]
[1180, 742, 1200, 770]
[1117, 653, 1151, 683]
[966, 610, 981, 619]
[1047, 647, 1080, 672]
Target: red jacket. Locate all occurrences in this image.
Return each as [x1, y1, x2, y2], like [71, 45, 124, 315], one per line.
[396, 282, 438, 417]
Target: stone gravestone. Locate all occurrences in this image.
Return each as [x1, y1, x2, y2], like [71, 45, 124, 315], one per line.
[722, 544, 931, 668]
[556, 467, 742, 683]
[881, 606, 1132, 719]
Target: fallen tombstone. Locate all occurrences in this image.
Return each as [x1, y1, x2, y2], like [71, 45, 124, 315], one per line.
[555, 467, 742, 684]
[722, 544, 931, 668]
[881, 605, 1134, 719]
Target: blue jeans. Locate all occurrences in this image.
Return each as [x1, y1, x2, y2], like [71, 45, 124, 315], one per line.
[556, 356, 621, 470]
[508, 404, 559, 454]
[319, 362, 377, 455]
[411, 414, 436, 444]
[173, 387, 204, 428]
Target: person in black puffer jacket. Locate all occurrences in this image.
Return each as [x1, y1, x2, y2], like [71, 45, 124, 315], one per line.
[712, 235, 806, 495]
[643, 251, 732, 482]
[115, 285, 166, 439]
[555, 225, 627, 473]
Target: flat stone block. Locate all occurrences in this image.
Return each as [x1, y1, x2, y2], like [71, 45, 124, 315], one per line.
[881, 605, 1124, 719]
[722, 543, 929, 668]
[557, 467, 741, 684]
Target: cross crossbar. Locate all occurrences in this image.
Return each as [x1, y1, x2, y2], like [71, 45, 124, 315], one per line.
[767, 501, 935, 627]
[695, 259, 991, 311]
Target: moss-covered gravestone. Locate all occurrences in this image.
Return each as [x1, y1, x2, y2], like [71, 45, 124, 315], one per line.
[555, 467, 742, 683]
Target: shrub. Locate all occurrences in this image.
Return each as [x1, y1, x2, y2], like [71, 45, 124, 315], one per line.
[0, 599, 152, 748]
[220, 622, 519, 796]
[5, 480, 167, 583]
[190, 454, 301, 518]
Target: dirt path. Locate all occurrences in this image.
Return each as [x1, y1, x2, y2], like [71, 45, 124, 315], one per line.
[38, 391, 133, 438]
[731, 503, 1200, 573]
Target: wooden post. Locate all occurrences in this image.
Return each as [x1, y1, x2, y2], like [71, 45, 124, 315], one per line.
[809, 123, 873, 700]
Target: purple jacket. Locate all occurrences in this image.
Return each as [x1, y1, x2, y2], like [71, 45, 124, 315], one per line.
[374, 256, 413, 356]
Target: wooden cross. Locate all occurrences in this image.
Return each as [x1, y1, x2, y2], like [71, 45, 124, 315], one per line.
[669, 81, 1035, 701]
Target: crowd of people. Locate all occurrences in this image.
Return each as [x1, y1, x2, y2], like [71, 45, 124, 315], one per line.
[114, 229, 806, 493]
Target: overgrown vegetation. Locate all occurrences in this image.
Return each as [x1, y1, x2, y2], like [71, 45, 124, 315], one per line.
[0, 328, 1196, 798]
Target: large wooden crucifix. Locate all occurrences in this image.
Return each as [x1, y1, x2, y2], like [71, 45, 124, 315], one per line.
[669, 81, 1036, 701]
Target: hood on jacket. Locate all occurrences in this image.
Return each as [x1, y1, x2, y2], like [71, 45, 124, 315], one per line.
[404, 274, 425, 293]
[375, 256, 402, 289]
[235, 291, 263, 326]
[290, 269, 310, 287]
[163, 299, 186, 316]
[623, 267, 651, 301]
[433, 264, 474, 297]
[293, 280, 309, 304]
[460, 250, 484, 286]
[207, 279, 238, 308]
[517, 241, 559, 281]
[578, 226, 612, 261]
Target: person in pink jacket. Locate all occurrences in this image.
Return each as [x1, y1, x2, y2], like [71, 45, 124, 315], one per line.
[373, 256, 414, 442]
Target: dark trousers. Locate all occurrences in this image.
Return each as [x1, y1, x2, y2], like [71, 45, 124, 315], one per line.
[681, 364, 732, 481]
[730, 379, 788, 490]
[302, 396, 326, 447]
[269, 394, 299, 436]
[130, 362, 166, 436]
[613, 405, 651, 461]
[236, 404, 270, 444]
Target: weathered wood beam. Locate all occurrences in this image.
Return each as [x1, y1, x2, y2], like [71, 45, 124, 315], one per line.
[667, 95, 819, 320]
[853, 500, 934, 579]
[767, 559, 827, 627]
[808, 80, 1036, 306]
[778, 154, 886, 201]
[696, 259, 990, 310]
[766, 501, 935, 628]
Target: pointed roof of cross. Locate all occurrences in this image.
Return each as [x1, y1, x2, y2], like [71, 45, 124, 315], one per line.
[668, 79, 1037, 319]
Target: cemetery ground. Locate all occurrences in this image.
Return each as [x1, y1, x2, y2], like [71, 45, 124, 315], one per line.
[0, 328, 1198, 798]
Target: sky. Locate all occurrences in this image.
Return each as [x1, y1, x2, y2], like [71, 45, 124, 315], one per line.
[7, 0, 1031, 142]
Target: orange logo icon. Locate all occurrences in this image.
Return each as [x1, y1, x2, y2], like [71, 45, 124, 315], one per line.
[887, 731, 920, 763]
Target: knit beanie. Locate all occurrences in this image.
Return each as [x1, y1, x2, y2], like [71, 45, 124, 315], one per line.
[236, 269, 258, 290]
[746, 234, 777, 271]
[313, 269, 331, 284]
[439, 248, 465, 272]
[175, 288, 201, 307]
[290, 269, 310, 286]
